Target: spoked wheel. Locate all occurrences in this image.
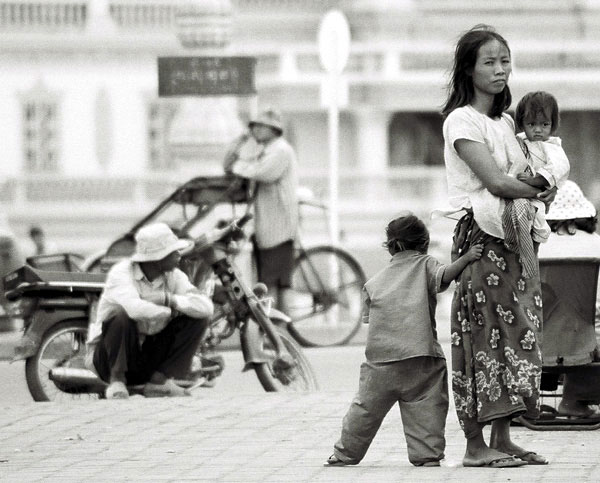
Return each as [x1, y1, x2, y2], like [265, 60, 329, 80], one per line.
[254, 325, 319, 392]
[25, 320, 101, 402]
[287, 246, 366, 347]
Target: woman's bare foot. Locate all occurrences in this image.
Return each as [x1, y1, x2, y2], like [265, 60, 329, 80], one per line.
[463, 426, 523, 467]
[558, 399, 600, 418]
[490, 423, 548, 465]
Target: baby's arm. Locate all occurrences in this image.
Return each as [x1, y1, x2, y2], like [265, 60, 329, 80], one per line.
[442, 244, 484, 283]
[517, 172, 549, 188]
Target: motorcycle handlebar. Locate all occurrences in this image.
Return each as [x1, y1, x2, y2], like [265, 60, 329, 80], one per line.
[234, 213, 253, 230]
[191, 213, 254, 253]
[208, 213, 253, 246]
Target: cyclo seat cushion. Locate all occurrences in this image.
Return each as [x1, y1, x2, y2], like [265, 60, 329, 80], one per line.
[3, 265, 106, 295]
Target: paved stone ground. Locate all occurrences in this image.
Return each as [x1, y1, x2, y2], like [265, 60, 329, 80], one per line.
[1, 391, 600, 482]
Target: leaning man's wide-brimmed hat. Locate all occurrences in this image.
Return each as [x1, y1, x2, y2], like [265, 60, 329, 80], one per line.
[248, 109, 283, 134]
[131, 223, 192, 262]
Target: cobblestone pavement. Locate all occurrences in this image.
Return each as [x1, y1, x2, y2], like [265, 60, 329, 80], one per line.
[1, 391, 600, 482]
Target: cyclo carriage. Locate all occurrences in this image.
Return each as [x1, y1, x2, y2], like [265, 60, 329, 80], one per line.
[518, 228, 600, 430]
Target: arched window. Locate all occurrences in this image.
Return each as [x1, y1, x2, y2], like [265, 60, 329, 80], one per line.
[20, 83, 60, 173]
[146, 99, 178, 171]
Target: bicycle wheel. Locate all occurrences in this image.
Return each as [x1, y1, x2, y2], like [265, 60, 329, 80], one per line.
[253, 325, 319, 392]
[25, 320, 102, 402]
[286, 246, 366, 347]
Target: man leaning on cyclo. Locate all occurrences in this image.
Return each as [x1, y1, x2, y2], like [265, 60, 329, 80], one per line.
[223, 108, 299, 315]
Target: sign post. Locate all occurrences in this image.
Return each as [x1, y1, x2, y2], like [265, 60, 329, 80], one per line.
[318, 10, 350, 245]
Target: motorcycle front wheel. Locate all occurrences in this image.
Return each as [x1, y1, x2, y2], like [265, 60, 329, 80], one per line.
[25, 319, 101, 402]
[253, 325, 319, 392]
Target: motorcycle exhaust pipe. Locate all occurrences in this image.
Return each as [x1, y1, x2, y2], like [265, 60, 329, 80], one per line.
[49, 367, 107, 393]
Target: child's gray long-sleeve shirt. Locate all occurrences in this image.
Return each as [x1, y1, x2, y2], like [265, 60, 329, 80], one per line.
[363, 250, 449, 363]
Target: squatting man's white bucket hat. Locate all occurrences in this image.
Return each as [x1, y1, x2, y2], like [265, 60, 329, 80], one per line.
[131, 223, 192, 262]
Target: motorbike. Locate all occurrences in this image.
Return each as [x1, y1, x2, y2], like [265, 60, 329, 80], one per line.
[4, 214, 319, 401]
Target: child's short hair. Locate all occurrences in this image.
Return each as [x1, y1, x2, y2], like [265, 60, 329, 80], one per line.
[384, 212, 430, 255]
[515, 91, 560, 134]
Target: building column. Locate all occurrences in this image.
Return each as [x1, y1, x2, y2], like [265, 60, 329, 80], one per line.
[354, 110, 391, 174]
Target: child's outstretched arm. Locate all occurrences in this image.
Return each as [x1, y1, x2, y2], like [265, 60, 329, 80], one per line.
[442, 244, 484, 283]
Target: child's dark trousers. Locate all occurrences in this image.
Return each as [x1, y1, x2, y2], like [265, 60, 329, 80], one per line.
[334, 356, 448, 466]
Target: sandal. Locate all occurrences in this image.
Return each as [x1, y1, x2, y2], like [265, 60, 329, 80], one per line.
[513, 451, 549, 465]
[324, 454, 358, 467]
[143, 379, 190, 398]
[463, 456, 527, 468]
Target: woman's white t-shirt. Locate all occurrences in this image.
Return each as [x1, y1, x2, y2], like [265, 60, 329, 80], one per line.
[443, 105, 528, 239]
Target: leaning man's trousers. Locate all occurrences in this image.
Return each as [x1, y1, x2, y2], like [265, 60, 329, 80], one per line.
[334, 356, 448, 466]
[93, 308, 207, 385]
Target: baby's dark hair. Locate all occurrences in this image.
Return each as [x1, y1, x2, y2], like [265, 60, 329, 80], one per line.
[383, 213, 430, 255]
[515, 91, 560, 134]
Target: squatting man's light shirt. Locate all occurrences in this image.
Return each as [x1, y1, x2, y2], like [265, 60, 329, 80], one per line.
[87, 259, 213, 347]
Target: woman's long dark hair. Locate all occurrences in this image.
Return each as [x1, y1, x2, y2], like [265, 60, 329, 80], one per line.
[442, 25, 512, 119]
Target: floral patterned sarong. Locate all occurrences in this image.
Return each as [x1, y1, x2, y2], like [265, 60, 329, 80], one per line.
[451, 211, 542, 435]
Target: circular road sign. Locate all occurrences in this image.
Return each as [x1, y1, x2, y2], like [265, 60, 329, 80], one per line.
[317, 10, 351, 75]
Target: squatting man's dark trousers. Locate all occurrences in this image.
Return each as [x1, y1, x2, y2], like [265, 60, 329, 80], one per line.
[93, 308, 207, 385]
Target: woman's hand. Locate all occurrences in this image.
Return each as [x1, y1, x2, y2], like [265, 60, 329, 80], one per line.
[537, 186, 558, 212]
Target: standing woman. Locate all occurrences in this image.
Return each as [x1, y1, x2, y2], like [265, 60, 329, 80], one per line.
[442, 25, 553, 467]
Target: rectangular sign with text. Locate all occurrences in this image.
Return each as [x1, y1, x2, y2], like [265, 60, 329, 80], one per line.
[158, 56, 256, 97]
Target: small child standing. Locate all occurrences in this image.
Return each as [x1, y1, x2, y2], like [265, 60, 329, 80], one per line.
[502, 91, 570, 276]
[325, 213, 483, 468]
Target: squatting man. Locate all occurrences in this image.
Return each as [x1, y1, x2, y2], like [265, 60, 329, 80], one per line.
[85, 223, 213, 399]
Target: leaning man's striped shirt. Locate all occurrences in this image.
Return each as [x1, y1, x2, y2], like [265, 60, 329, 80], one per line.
[232, 136, 299, 249]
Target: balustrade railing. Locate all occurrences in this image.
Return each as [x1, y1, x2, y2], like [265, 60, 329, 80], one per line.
[1, 1, 599, 79]
[232, 0, 342, 10]
[1, 169, 447, 218]
[0, 1, 86, 29]
[2, 169, 450, 255]
[108, 0, 175, 29]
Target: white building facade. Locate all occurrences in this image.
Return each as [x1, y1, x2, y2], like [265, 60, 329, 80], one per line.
[2, 0, 600, 253]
